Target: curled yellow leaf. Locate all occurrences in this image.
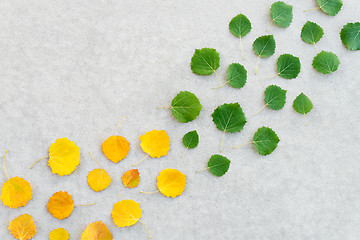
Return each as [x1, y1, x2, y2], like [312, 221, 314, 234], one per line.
[49, 228, 69, 240]
[48, 138, 80, 176]
[140, 130, 170, 158]
[1, 176, 32, 208]
[81, 221, 113, 240]
[102, 136, 130, 163]
[9, 214, 36, 240]
[46, 191, 74, 220]
[157, 169, 186, 198]
[87, 169, 111, 192]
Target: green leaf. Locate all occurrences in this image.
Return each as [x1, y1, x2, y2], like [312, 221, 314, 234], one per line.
[226, 63, 247, 89]
[182, 130, 199, 149]
[171, 91, 202, 123]
[190, 48, 220, 75]
[340, 22, 360, 51]
[253, 127, 280, 156]
[270, 1, 293, 28]
[301, 21, 324, 44]
[276, 54, 301, 79]
[264, 85, 287, 110]
[212, 103, 247, 133]
[317, 0, 342, 16]
[229, 14, 252, 37]
[293, 93, 313, 114]
[253, 35, 276, 58]
[312, 51, 340, 82]
[207, 154, 231, 177]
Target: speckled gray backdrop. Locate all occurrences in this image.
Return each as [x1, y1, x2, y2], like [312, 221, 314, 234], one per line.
[0, 0, 359, 239]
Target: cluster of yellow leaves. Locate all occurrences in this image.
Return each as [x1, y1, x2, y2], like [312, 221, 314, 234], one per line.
[8, 214, 36, 240]
[46, 191, 74, 220]
[81, 221, 113, 240]
[157, 169, 186, 198]
[49, 228, 69, 240]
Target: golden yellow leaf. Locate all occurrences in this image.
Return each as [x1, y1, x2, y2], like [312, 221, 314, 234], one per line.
[140, 130, 170, 158]
[102, 136, 130, 163]
[8, 214, 36, 240]
[122, 169, 140, 188]
[87, 169, 111, 192]
[1, 176, 32, 208]
[48, 137, 80, 176]
[81, 221, 113, 240]
[157, 169, 186, 198]
[49, 228, 69, 240]
[112, 199, 141, 227]
[46, 191, 74, 220]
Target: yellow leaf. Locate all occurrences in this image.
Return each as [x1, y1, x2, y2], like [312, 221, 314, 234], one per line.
[8, 214, 36, 240]
[87, 169, 111, 192]
[140, 130, 170, 158]
[81, 221, 113, 240]
[49, 228, 69, 240]
[112, 199, 141, 227]
[157, 169, 186, 198]
[1, 176, 32, 208]
[122, 169, 140, 188]
[48, 138, 80, 176]
[46, 191, 74, 220]
[102, 136, 130, 163]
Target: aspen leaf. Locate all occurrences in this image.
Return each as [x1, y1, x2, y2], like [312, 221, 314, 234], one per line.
[253, 127, 280, 155]
[49, 228, 69, 240]
[301, 21, 324, 45]
[264, 85, 287, 110]
[206, 154, 231, 177]
[157, 169, 186, 198]
[46, 191, 74, 220]
[140, 130, 170, 158]
[340, 22, 360, 51]
[312, 51, 340, 82]
[253, 35, 276, 74]
[226, 63, 247, 89]
[316, 0, 342, 16]
[1, 151, 32, 208]
[8, 214, 36, 240]
[270, 1, 293, 28]
[112, 200, 151, 238]
[229, 14, 252, 59]
[122, 169, 140, 188]
[170, 91, 202, 123]
[190, 48, 220, 76]
[212, 103, 247, 133]
[182, 130, 199, 149]
[102, 136, 130, 163]
[275, 54, 301, 79]
[81, 221, 113, 240]
[293, 93, 313, 125]
[87, 169, 111, 192]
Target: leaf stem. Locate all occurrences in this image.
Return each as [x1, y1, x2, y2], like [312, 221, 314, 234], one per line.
[139, 190, 160, 194]
[265, 73, 279, 80]
[115, 116, 126, 135]
[266, 20, 273, 32]
[132, 155, 149, 166]
[89, 152, 102, 169]
[119, 185, 126, 198]
[220, 131, 225, 153]
[304, 7, 321, 12]
[331, 72, 333, 83]
[255, 56, 260, 75]
[157, 106, 172, 109]
[304, 114, 308, 126]
[3, 150, 9, 180]
[232, 142, 254, 149]
[212, 81, 228, 89]
[196, 167, 209, 173]
[30, 156, 49, 169]
[253, 104, 268, 116]
[240, 37, 245, 60]
[138, 220, 152, 239]
[74, 203, 96, 207]
[313, 42, 318, 52]
[180, 149, 187, 159]
[213, 70, 223, 87]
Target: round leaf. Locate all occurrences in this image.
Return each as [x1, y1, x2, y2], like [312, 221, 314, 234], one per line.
[340, 22, 360, 51]
[182, 130, 199, 149]
[253, 127, 280, 156]
[253, 35, 276, 58]
[140, 130, 170, 158]
[264, 85, 287, 110]
[1, 176, 32, 208]
[171, 91, 202, 123]
[49, 228, 69, 240]
[317, 0, 342, 16]
[229, 14, 252, 37]
[112, 200, 142, 227]
[277, 54, 301, 79]
[87, 169, 111, 192]
[46, 191, 74, 220]
[81, 221, 112, 240]
[157, 169, 186, 198]
[301, 21, 324, 44]
[293, 93, 313, 114]
[122, 169, 140, 188]
[212, 103, 247, 133]
[190, 48, 220, 75]
[226, 63, 247, 89]
[312, 51, 340, 75]
[8, 214, 36, 240]
[207, 154, 231, 177]
[101, 135, 130, 163]
[270, 1, 293, 28]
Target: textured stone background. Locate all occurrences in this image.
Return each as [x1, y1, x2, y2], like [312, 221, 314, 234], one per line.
[0, 0, 359, 239]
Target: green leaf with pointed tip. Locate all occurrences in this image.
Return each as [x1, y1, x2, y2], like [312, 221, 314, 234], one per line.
[182, 130, 199, 149]
[317, 0, 342, 16]
[253, 127, 280, 156]
[226, 63, 247, 89]
[312, 51, 340, 77]
[277, 54, 301, 79]
[340, 22, 360, 51]
[301, 21, 324, 44]
[229, 14, 252, 37]
[253, 35, 276, 58]
[212, 103, 247, 133]
[171, 91, 202, 123]
[264, 85, 287, 110]
[207, 154, 231, 177]
[270, 1, 293, 28]
[293, 93, 313, 114]
[190, 48, 220, 75]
